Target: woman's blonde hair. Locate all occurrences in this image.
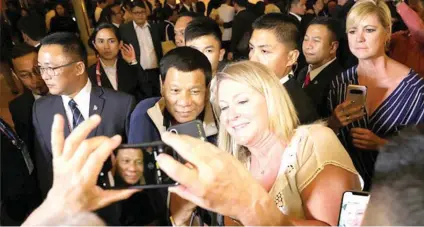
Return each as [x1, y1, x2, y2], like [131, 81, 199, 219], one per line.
[346, 0, 392, 36]
[215, 61, 299, 164]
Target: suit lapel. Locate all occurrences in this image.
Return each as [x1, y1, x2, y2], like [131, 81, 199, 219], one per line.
[128, 24, 141, 62]
[88, 86, 105, 138]
[99, 64, 114, 89]
[54, 97, 71, 138]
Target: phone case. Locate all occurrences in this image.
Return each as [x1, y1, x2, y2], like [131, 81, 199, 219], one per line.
[346, 85, 367, 106]
[167, 120, 206, 140]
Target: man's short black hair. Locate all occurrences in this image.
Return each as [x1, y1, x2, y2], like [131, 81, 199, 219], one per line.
[88, 23, 121, 53]
[130, 0, 146, 9]
[178, 11, 200, 19]
[17, 15, 46, 41]
[41, 32, 88, 67]
[308, 16, 342, 43]
[185, 17, 222, 47]
[98, 3, 121, 24]
[160, 47, 212, 85]
[363, 126, 424, 225]
[234, 0, 248, 8]
[97, 0, 107, 4]
[11, 43, 37, 60]
[252, 13, 300, 50]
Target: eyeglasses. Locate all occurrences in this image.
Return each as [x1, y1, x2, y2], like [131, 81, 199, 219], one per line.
[38, 61, 79, 77]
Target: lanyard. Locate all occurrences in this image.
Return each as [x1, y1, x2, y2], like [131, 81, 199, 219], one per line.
[0, 119, 23, 150]
[96, 58, 118, 88]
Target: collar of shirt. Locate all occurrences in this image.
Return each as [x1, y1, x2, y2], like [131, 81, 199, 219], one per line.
[279, 71, 293, 85]
[61, 79, 92, 128]
[236, 8, 245, 15]
[307, 57, 336, 81]
[33, 93, 42, 100]
[133, 21, 150, 30]
[168, 3, 176, 9]
[289, 12, 302, 21]
[164, 20, 174, 26]
[183, 3, 191, 11]
[34, 43, 41, 48]
[112, 22, 120, 28]
[100, 58, 117, 70]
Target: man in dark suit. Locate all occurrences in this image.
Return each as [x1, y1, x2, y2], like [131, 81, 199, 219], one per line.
[9, 44, 49, 163]
[298, 17, 344, 118]
[34, 32, 135, 225]
[88, 23, 149, 102]
[249, 13, 318, 124]
[1, 118, 41, 225]
[228, 0, 257, 61]
[119, 0, 163, 97]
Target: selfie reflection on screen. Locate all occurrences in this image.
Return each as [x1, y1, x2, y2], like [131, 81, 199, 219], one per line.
[115, 148, 145, 186]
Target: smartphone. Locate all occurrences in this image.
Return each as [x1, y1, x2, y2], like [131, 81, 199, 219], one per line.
[112, 141, 180, 189]
[346, 85, 367, 106]
[167, 120, 206, 140]
[338, 191, 370, 227]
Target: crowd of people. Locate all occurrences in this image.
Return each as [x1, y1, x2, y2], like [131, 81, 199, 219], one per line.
[1, 0, 424, 225]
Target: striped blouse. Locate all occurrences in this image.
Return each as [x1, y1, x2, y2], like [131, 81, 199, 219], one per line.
[327, 65, 424, 189]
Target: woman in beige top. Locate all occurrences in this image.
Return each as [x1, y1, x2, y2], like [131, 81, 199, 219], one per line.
[170, 61, 362, 226]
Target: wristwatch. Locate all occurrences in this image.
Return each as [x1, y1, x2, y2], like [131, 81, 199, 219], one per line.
[129, 59, 138, 65]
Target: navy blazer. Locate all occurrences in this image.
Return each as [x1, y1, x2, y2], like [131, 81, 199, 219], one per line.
[297, 59, 344, 118]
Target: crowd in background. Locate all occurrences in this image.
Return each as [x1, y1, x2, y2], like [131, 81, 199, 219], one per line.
[1, 0, 424, 225]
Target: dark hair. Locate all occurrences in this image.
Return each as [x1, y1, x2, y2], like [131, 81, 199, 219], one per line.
[252, 13, 300, 50]
[98, 3, 122, 24]
[88, 23, 121, 53]
[11, 43, 37, 59]
[364, 127, 424, 225]
[254, 1, 265, 16]
[41, 32, 88, 67]
[196, 1, 206, 16]
[160, 47, 212, 85]
[233, 0, 248, 7]
[17, 15, 46, 41]
[97, 0, 107, 4]
[178, 11, 200, 19]
[185, 17, 222, 47]
[308, 16, 342, 42]
[130, 0, 146, 10]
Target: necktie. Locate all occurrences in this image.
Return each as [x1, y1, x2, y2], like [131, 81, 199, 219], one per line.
[68, 99, 84, 129]
[304, 72, 311, 87]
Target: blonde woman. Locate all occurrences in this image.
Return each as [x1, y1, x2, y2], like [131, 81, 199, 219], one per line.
[170, 60, 361, 226]
[327, 0, 424, 191]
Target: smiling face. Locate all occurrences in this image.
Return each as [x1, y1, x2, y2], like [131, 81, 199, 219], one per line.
[347, 14, 389, 60]
[93, 28, 120, 60]
[162, 68, 207, 123]
[218, 79, 269, 146]
[116, 148, 144, 185]
[186, 35, 225, 75]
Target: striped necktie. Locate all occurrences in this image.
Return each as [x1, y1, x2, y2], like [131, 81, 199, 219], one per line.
[68, 99, 84, 129]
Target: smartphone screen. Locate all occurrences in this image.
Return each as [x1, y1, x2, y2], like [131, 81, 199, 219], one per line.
[112, 141, 180, 189]
[338, 191, 370, 227]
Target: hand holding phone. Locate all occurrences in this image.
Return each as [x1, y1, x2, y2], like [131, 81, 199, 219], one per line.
[338, 191, 370, 227]
[167, 120, 207, 140]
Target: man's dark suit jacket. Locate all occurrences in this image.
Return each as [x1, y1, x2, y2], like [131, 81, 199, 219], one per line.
[32, 85, 135, 225]
[230, 9, 256, 58]
[9, 90, 37, 161]
[119, 21, 163, 66]
[296, 60, 343, 118]
[283, 78, 319, 124]
[87, 57, 150, 102]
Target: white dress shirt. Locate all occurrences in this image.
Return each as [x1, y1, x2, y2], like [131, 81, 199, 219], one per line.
[33, 93, 42, 100]
[289, 12, 302, 21]
[133, 21, 158, 70]
[100, 58, 118, 90]
[307, 57, 337, 82]
[279, 71, 293, 85]
[218, 4, 235, 41]
[61, 79, 92, 130]
[112, 22, 120, 28]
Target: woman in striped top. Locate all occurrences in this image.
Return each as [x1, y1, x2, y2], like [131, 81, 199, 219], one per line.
[327, 0, 424, 190]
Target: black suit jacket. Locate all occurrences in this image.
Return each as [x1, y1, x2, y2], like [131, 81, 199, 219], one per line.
[283, 78, 319, 124]
[87, 58, 150, 102]
[230, 9, 256, 56]
[32, 86, 135, 225]
[119, 22, 163, 66]
[9, 90, 36, 160]
[296, 60, 343, 118]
